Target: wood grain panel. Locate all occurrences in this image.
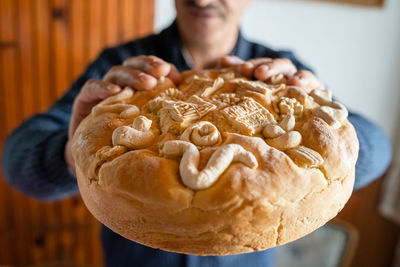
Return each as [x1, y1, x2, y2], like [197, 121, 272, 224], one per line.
[18, 0, 36, 117]
[105, 0, 120, 47]
[35, 0, 52, 112]
[70, 0, 86, 80]
[0, 0, 154, 265]
[121, 0, 138, 42]
[0, 0, 21, 134]
[51, 0, 70, 100]
[87, 0, 104, 61]
[0, 0, 22, 263]
[138, 0, 155, 37]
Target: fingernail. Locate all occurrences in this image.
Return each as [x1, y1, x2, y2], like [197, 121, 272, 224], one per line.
[243, 62, 254, 68]
[239, 62, 253, 74]
[138, 73, 148, 82]
[106, 84, 120, 91]
[151, 60, 161, 66]
[228, 57, 241, 64]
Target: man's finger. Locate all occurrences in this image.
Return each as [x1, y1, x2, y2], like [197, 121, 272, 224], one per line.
[74, 79, 121, 120]
[103, 66, 157, 90]
[219, 56, 244, 68]
[69, 79, 121, 139]
[253, 58, 297, 81]
[238, 58, 272, 78]
[246, 58, 274, 67]
[123, 55, 171, 78]
[80, 79, 121, 104]
[287, 70, 325, 91]
[167, 63, 182, 85]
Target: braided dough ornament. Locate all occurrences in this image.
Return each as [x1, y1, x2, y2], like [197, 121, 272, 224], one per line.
[72, 68, 359, 256]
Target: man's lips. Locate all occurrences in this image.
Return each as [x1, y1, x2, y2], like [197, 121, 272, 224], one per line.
[186, 6, 222, 19]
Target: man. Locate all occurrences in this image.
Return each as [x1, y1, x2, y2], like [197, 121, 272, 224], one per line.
[2, 0, 392, 266]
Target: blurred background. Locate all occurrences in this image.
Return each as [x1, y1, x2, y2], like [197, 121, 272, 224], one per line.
[0, 0, 399, 266]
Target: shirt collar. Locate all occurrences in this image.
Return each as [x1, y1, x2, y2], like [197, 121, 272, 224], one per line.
[159, 20, 250, 71]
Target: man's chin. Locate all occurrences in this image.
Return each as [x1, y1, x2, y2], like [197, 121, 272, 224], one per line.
[189, 30, 219, 45]
[178, 16, 226, 44]
[190, 23, 224, 39]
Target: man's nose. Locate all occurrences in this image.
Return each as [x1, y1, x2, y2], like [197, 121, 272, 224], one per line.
[193, 0, 218, 7]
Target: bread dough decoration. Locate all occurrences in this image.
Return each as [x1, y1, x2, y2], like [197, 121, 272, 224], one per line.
[219, 97, 276, 135]
[179, 121, 221, 147]
[310, 89, 348, 129]
[91, 87, 139, 118]
[158, 95, 217, 134]
[161, 141, 257, 190]
[112, 115, 156, 149]
[72, 68, 359, 256]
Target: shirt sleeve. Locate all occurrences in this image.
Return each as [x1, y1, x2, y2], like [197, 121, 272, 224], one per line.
[275, 50, 313, 72]
[348, 112, 392, 189]
[1, 49, 117, 201]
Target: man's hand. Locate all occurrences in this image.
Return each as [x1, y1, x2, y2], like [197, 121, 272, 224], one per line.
[65, 55, 181, 170]
[219, 56, 324, 90]
[286, 70, 325, 91]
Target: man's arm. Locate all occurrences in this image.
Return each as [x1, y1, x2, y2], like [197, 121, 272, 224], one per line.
[348, 113, 392, 189]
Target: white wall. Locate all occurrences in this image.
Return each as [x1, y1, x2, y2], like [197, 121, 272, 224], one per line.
[154, 0, 400, 141]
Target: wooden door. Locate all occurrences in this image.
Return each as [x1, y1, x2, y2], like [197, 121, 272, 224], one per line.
[0, 0, 154, 265]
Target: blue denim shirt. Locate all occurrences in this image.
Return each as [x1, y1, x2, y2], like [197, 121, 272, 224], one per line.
[2, 21, 392, 267]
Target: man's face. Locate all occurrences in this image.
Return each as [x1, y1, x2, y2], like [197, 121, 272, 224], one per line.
[175, 0, 253, 43]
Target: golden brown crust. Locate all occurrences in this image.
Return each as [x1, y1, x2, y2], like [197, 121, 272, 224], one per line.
[72, 69, 358, 255]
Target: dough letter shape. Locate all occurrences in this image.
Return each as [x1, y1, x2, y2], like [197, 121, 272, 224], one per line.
[161, 141, 258, 190]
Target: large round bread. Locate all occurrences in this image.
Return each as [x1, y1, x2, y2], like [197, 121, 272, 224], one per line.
[71, 69, 359, 255]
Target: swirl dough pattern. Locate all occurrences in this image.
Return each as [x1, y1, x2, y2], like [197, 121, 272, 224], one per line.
[71, 69, 359, 255]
